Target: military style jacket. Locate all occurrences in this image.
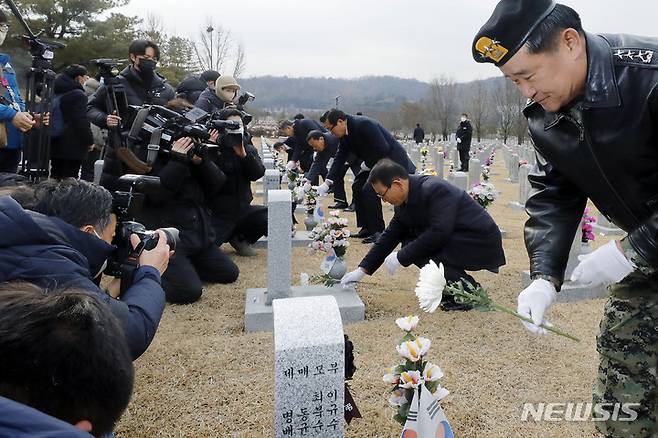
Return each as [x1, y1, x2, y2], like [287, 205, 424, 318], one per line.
[524, 32, 658, 285]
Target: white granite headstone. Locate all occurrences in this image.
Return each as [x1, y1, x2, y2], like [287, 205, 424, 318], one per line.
[447, 171, 468, 192]
[468, 158, 481, 188]
[273, 295, 345, 437]
[266, 190, 292, 304]
[263, 169, 281, 204]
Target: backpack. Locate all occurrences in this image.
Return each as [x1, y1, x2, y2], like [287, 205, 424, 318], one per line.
[49, 94, 67, 138]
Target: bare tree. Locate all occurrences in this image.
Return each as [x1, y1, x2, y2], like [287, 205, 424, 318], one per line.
[468, 81, 489, 143]
[232, 43, 247, 78]
[427, 76, 457, 141]
[493, 79, 522, 144]
[193, 19, 232, 72]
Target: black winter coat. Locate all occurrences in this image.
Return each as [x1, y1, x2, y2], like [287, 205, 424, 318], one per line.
[87, 66, 176, 190]
[139, 154, 226, 253]
[306, 133, 338, 183]
[327, 115, 415, 181]
[207, 138, 265, 221]
[360, 175, 505, 274]
[289, 119, 326, 171]
[524, 32, 658, 283]
[194, 87, 226, 114]
[456, 120, 472, 151]
[50, 74, 94, 160]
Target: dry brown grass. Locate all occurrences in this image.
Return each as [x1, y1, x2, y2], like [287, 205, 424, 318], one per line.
[116, 145, 608, 437]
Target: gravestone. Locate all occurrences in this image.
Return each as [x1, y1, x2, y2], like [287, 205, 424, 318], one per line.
[410, 147, 421, 167]
[521, 230, 607, 302]
[447, 171, 468, 192]
[592, 214, 624, 236]
[263, 169, 281, 204]
[508, 164, 532, 210]
[509, 154, 519, 183]
[468, 158, 481, 188]
[451, 148, 459, 168]
[245, 191, 364, 332]
[436, 153, 445, 179]
[264, 158, 275, 170]
[273, 295, 345, 437]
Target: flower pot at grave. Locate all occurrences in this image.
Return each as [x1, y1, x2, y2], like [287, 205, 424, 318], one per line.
[325, 256, 347, 280]
[304, 210, 317, 231]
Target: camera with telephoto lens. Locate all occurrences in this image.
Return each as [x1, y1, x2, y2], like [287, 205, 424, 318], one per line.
[106, 174, 179, 291]
[236, 92, 255, 126]
[126, 105, 244, 162]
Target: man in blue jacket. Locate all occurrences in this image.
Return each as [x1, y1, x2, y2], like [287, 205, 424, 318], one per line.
[320, 110, 416, 243]
[0, 11, 44, 173]
[0, 179, 171, 359]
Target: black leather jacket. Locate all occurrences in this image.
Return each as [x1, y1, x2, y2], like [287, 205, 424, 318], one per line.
[524, 32, 658, 285]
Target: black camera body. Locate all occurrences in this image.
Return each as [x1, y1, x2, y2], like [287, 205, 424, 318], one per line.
[106, 174, 179, 290]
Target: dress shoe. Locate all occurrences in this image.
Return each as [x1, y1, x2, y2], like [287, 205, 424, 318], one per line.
[329, 201, 349, 209]
[361, 232, 382, 244]
[343, 203, 356, 212]
[350, 228, 371, 239]
[229, 237, 258, 257]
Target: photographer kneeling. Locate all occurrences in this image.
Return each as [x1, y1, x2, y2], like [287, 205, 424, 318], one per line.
[0, 179, 170, 359]
[142, 136, 239, 303]
[207, 108, 267, 256]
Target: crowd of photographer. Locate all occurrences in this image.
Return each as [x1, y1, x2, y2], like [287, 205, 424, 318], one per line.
[0, 5, 268, 429]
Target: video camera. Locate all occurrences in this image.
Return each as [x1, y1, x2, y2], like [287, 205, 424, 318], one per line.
[106, 174, 179, 292]
[236, 92, 255, 126]
[126, 105, 243, 164]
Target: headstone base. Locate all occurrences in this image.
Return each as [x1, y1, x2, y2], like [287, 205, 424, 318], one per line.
[253, 231, 313, 249]
[245, 285, 365, 332]
[507, 201, 526, 211]
[521, 271, 608, 303]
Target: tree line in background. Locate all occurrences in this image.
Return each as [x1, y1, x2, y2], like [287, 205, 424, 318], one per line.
[378, 76, 528, 145]
[2, 0, 246, 85]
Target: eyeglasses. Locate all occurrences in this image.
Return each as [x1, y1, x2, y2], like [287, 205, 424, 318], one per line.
[376, 186, 390, 199]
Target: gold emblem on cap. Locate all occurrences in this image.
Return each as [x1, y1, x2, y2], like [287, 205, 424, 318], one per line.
[475, 36, 509, 63]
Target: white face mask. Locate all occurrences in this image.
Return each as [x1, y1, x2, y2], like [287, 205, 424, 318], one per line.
[218, 87, 237, 104]
[0, 30, 8, 46]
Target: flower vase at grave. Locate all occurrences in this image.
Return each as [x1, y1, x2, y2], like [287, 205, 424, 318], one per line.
[322, 254, 347, 280]
[304, 209, 317, 231]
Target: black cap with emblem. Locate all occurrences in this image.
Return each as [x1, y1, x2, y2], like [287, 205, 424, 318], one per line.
[473, 0, 557, 66]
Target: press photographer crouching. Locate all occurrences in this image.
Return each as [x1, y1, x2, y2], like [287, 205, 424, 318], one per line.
[138, 132, 240, 304]
[207, 108, 267, 256]
[0, 179, 171, 359]
[0, 282, 134, 437]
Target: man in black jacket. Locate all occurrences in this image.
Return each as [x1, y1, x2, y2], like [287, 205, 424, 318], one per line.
[279, 118, 327, 178]
[208, 108, 266, 257]
[341, 159, 505, 310]
[140, 136, 239, 304]
[455, 113, 473, 171]
[475, 1, 658, 434]
[87, 39, 176, 191]
[0, 179, 171, 360]
[413, 123, 425, 144]
[319, 110, 416, 243]
[50, 64, 94, 179]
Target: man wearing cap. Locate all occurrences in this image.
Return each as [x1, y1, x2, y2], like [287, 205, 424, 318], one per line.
[194, 70, 224, 113]
[474, 1, 658, 435]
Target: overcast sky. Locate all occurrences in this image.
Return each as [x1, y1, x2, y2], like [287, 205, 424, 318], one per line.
[114, 0, 658, 83]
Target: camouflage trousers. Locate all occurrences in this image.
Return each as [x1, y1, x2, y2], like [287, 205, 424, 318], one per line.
[594, 271, 658, 437]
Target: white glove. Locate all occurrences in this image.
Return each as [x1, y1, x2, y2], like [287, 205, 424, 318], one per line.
[384, 251, 400, 275]
[303, 181, 312, 192]
[286, 161, 297, 171]
[456, 138, 462, 144]
[318, 182, 330, 197]
[570, 240, 635, 287]
[517, 279, 557, 335]
[341, 268, 366, 288]
[360, 162, 370, 172]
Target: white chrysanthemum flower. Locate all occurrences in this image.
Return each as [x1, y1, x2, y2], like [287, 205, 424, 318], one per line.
[415, 260, 446, 313]
[395, 315, 419, 332]
[388, 389, 408, 407]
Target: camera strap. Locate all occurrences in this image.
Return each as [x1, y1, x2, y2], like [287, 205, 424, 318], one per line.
[146, 128, 162, 166]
